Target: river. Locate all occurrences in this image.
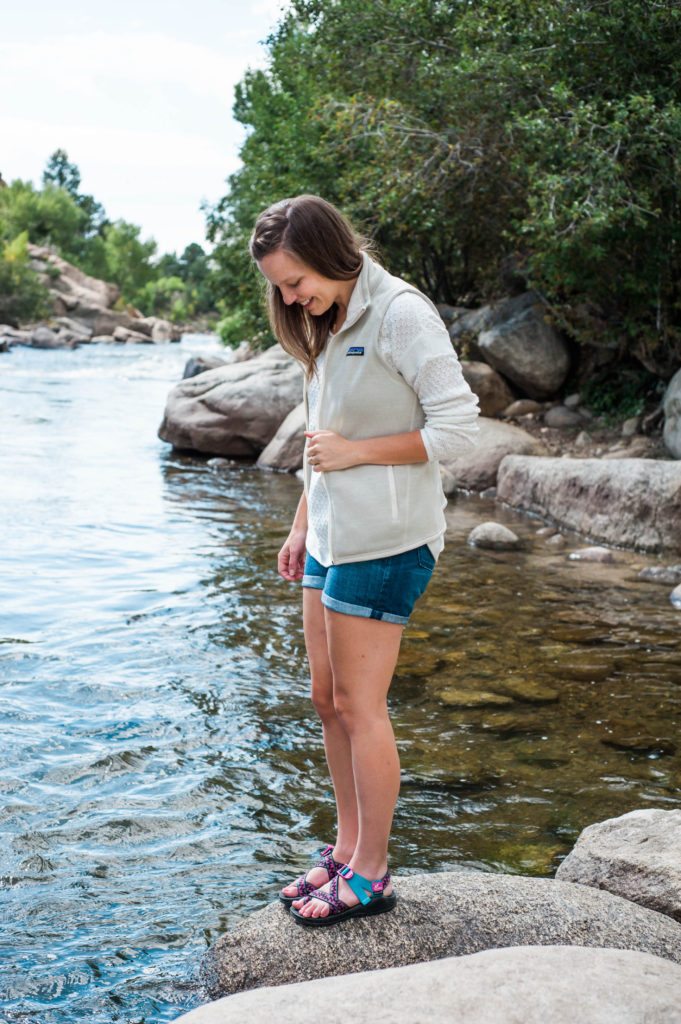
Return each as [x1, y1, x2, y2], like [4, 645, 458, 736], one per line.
[0, 337, 679, 1022]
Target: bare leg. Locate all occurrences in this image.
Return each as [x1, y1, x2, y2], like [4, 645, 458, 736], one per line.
[281, 589, 358, 897]
[293, 610, 403, 917]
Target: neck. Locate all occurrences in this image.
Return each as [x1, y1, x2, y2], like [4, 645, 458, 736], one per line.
[333, 274, 360, 331]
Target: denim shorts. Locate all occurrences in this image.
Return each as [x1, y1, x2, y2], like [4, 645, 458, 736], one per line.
[302, 544, 436, 625]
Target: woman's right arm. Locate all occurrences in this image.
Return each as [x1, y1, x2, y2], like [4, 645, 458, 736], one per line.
[278, 490, 308, 582]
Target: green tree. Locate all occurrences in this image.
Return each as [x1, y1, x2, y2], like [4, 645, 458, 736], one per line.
[0, 231, 52, 325]
[0, 179, 88, 259]
[101, 220, 158, 305]
[206, 0, 681, 376]
[42, 148, 108, 245]
[42, 148, 81, 196]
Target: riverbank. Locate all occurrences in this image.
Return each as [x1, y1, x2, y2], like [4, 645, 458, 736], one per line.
[177, 809, 681, 1023]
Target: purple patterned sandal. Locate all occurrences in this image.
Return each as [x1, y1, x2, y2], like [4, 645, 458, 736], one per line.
[289, 862, 397, 927]
[278, 844, 345, 907]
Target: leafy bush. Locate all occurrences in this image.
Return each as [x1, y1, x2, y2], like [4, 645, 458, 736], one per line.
[0, 232, 52, 325]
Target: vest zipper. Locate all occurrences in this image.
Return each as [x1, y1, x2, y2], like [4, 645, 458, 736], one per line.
[318, 303, 366, 565]
[387, 465, 399, 521]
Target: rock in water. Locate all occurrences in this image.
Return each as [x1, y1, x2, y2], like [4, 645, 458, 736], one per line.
[467, 522, 521, 550]
[497, 455, 681, 554]
[556, 808, 681, 922]
[158, 344, 303, 457]
[256, 402, 306, 472]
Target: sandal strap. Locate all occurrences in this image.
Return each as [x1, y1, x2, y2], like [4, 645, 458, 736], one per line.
[316, 844, 342, 878]
[305, 873, 348, 914]
[289, 844, 341, 898]
[337, 863, 390, 906]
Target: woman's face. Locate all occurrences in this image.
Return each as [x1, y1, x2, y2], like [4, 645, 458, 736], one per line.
[258, 249, 343, 316]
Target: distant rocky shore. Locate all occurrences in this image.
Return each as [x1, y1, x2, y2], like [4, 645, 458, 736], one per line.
[0, 242, 183, 350]
[175, 808, 681, 1023]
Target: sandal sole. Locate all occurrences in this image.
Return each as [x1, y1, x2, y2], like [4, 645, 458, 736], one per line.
[290, 893, 397, 927]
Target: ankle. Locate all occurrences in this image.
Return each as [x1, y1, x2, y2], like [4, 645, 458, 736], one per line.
[332, 845, 356, 864]
[347, 856, 389, 879]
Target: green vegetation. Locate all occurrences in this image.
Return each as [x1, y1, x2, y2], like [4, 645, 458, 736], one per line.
[0, 150, 217, 326]
[206, 0, 681, 382]
[0, 231, 52, 325]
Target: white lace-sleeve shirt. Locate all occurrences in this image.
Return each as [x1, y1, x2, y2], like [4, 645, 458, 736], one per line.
[306, 291, 480, 566]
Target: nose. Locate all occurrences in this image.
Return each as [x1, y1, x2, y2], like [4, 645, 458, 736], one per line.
[281, 286, 297, 306]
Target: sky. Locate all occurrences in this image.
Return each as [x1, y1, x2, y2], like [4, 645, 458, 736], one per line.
[2, 0, 290, 257]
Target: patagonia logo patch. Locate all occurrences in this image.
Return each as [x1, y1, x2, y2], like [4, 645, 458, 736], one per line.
[346, 346, 364, 356]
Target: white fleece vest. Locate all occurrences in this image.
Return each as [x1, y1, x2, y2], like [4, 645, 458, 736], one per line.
[302, 253, 448, 564]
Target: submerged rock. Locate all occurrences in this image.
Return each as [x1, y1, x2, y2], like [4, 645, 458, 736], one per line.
[436, 687, 514, 708]
[568, 546, 617, 563]
[467, 522, 521, 550]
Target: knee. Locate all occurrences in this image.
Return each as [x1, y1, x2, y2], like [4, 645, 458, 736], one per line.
[333, 691, 385, 731]
[310, 679, 336, 721]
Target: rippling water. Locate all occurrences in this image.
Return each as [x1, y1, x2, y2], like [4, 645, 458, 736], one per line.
[1, 338, 679, 1022]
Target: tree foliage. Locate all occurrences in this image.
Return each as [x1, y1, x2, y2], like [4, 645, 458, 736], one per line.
[0, 151, 220, 323]
[0, 231, 52, 325]
[207, 0, 681, 376]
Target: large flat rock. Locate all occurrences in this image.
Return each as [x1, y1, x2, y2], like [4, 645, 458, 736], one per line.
[200, 870, 681, 1000]
[176, 945, 681, 1024]
[496, 455, 681, 553]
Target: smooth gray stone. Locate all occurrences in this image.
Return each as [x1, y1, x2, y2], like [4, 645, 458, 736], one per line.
[158, 344, 303, 457]
[556, 808, 681, 923]
[440, 417, 548, 492]
[256, 401, 306, 472]
[200, 871, 681, 1000]
[467, 521, 521, 550]
[176, 945, 681, 1024]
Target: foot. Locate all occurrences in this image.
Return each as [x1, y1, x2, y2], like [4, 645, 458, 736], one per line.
[280, 846, 353, 901]
[291, 861, 393, 918]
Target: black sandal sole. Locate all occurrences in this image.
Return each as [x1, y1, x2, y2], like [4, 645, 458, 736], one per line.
[290, 893, 397, 927]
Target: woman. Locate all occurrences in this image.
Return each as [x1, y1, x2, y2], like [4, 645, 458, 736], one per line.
[250, 195, 480, 927]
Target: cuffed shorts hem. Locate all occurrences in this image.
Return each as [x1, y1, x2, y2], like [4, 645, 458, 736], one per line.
[321, 593, 410, 625]
[302, 574, 325, 589]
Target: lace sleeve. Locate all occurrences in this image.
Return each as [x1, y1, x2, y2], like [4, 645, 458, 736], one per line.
[379, 292, 481, 461]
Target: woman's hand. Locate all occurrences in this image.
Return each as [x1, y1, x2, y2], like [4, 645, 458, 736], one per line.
[304, 430, 357, 472]
[278, 527, 307, 582]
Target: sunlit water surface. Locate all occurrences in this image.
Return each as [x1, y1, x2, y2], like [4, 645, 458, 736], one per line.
[0, 338, 679, 1022]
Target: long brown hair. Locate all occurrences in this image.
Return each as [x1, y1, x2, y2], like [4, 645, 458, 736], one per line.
[249, 194, 376, 377]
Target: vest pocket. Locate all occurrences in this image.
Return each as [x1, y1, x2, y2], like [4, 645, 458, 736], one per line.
[386, 465, 399, 521]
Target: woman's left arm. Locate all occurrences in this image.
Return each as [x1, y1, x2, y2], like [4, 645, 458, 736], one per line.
[304, 293, 481, 472]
